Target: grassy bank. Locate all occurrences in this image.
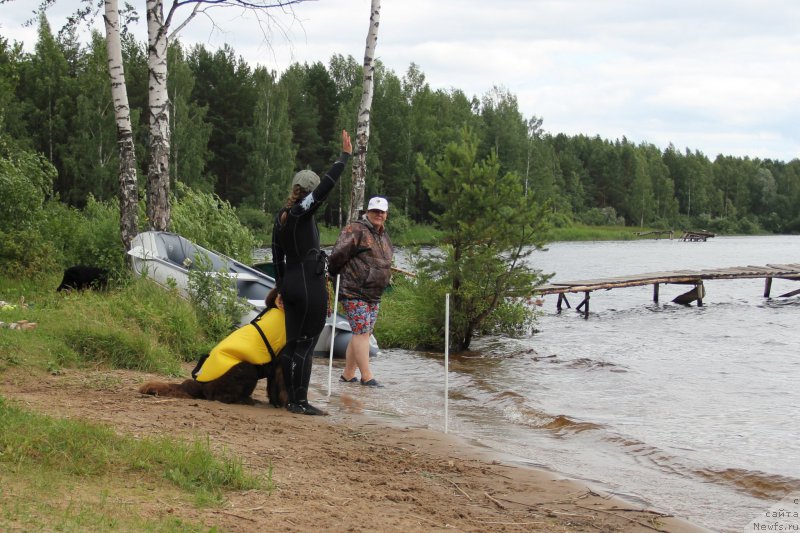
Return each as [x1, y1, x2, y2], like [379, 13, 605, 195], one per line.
[258, 216, 698, 248]
[320, 223, 681, 246]
[0, 274, 272, 530]
[545, 224, 674, 242]
[0, 274, 212, 376]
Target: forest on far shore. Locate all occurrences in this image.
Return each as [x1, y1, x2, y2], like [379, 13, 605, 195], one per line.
[2, 15, 799, 235]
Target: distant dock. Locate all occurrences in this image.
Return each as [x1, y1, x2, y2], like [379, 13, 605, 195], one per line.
[631, 229, 716, 241]
[633, 230, 674, 239]
[680, 230, 716, 242]
[534, 263, 800, 319]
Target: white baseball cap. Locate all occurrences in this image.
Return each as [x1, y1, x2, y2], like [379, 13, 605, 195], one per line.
[367, 196, 389, 212]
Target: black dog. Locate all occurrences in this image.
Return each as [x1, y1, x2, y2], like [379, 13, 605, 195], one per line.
[56, 265, 109, 292]
[138, 362, 288, 407]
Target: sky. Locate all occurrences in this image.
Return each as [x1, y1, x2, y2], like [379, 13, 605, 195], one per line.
[2, 0, 799, 162]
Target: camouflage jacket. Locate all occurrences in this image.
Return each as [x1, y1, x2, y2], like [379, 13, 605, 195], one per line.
[328, 217, 393, 302]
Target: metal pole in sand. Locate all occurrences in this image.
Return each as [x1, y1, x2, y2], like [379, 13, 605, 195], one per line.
[444, 293, 450, 434]
[327, 274, 341, 398]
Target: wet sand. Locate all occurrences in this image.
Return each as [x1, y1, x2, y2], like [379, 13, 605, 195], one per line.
[1, 365, 710, 532]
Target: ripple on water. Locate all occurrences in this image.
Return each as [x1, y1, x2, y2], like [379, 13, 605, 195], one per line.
[694, 467, 800, 501]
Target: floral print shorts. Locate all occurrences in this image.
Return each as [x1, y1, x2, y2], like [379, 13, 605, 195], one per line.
[341, 299, 380, 335]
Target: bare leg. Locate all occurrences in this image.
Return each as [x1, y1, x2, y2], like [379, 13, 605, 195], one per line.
[343, 338, 358, 381]
[347, 333, 373, 382]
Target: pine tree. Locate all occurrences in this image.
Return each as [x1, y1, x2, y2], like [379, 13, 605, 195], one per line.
[417, 127, 551, 350]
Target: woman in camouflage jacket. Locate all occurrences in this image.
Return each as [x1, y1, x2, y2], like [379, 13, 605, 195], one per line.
[328, 197, 393, 387]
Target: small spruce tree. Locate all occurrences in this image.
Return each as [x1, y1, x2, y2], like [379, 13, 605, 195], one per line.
[416, 127, 551, 350]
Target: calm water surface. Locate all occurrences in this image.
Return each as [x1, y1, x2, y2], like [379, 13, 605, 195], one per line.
[311, 235, 800, 532]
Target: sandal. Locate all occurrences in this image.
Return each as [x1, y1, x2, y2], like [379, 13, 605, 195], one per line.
[339, 375, 358, 383]
[360, 378, 384, 388]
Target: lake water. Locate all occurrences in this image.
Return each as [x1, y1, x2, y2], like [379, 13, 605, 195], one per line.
[307, 235, 800, 532]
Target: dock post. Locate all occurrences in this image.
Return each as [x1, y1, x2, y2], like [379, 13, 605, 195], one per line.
[653, 283, 660, 303]
[557, 293, 571, 313]
[575, 291, 590, 319]
[672, 281, 705, 306]
[764, 277, 772, 298]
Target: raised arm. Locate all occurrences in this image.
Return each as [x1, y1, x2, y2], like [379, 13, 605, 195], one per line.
[289, 130, 352, 216]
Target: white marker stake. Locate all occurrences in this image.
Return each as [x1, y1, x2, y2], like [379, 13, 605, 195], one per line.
[327, 274, 341, 398]
[444, 293, 450, 434]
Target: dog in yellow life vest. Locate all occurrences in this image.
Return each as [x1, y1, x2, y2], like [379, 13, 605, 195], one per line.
[139, 289, 289, 406]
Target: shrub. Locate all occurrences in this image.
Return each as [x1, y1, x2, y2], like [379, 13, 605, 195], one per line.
[578, 206, 625, 226]
[235, 206, 272, 237]
[375, 276, 444, 350]
[38, 197, 127, 275]
[186, 253, 250, 340]
[0, 227, 60, 277]
[171, 182, 255, 263]
[0, 142, 54, 231]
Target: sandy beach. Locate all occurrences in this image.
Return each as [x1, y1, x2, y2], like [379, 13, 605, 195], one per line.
[1, 364, 709, 532]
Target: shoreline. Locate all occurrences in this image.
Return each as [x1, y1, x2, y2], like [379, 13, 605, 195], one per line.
[1, 364, 711, 532]
[318, 385, 711, 533]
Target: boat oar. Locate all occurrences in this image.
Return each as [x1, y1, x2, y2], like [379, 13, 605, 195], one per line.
[327, 274, 341, 398]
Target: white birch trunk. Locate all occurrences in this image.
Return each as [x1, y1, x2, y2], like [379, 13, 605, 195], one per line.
[103, 0, 139, 251]
[146, 0, 171, 231]
[349, 0, 380, 222]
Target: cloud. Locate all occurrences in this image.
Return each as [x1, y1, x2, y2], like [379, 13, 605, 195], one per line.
[2, 0, 798, 160]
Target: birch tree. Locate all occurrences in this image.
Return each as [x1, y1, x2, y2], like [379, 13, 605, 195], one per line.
[146, 0, 170, 230]
[143, 0, 311, 230]
[348, 0, 380, 222]
[103, 0, 138, 250]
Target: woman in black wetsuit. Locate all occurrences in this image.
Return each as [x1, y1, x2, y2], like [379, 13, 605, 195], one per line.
[272, 130, 352, 415]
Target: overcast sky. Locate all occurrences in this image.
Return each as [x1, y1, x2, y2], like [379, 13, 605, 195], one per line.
[2, 0, 799, 161]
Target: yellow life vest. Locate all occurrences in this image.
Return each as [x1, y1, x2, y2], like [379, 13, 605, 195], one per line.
[195, 308, 286, 382]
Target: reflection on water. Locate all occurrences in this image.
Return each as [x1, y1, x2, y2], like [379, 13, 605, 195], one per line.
[311, 235, 800, 532]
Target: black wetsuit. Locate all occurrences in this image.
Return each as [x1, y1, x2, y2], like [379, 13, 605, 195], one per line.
[272, 153, 350, 408]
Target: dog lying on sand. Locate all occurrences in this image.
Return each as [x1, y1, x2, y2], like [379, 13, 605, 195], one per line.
[139, 361, 288, 406]
[139, 289, 288, 406]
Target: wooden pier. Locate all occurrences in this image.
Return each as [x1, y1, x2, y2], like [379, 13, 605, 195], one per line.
[630, 229, 716, 241]
[680, 230, 716, 242]
[534, 263, 800, 319]
[633, 230, 674, 239]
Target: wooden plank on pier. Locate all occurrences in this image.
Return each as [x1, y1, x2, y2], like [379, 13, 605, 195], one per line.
[767, 263, 800, 271]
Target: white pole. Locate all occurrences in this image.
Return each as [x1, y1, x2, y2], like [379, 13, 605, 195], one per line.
[444, 293, 450, 434]
[327, 274, 341, 398]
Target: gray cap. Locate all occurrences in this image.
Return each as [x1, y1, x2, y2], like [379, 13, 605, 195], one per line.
[292, 169, 320, 191]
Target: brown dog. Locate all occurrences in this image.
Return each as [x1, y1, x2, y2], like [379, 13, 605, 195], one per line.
[139, 361, 288, 407]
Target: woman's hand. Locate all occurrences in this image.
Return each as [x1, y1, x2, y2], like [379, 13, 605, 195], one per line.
[342, 129, 352, 155]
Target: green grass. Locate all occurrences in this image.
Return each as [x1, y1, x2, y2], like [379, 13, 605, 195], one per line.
[0, 397, 269, 530]
[0, 274, 211, 375]
[545, 224, 673, 242]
